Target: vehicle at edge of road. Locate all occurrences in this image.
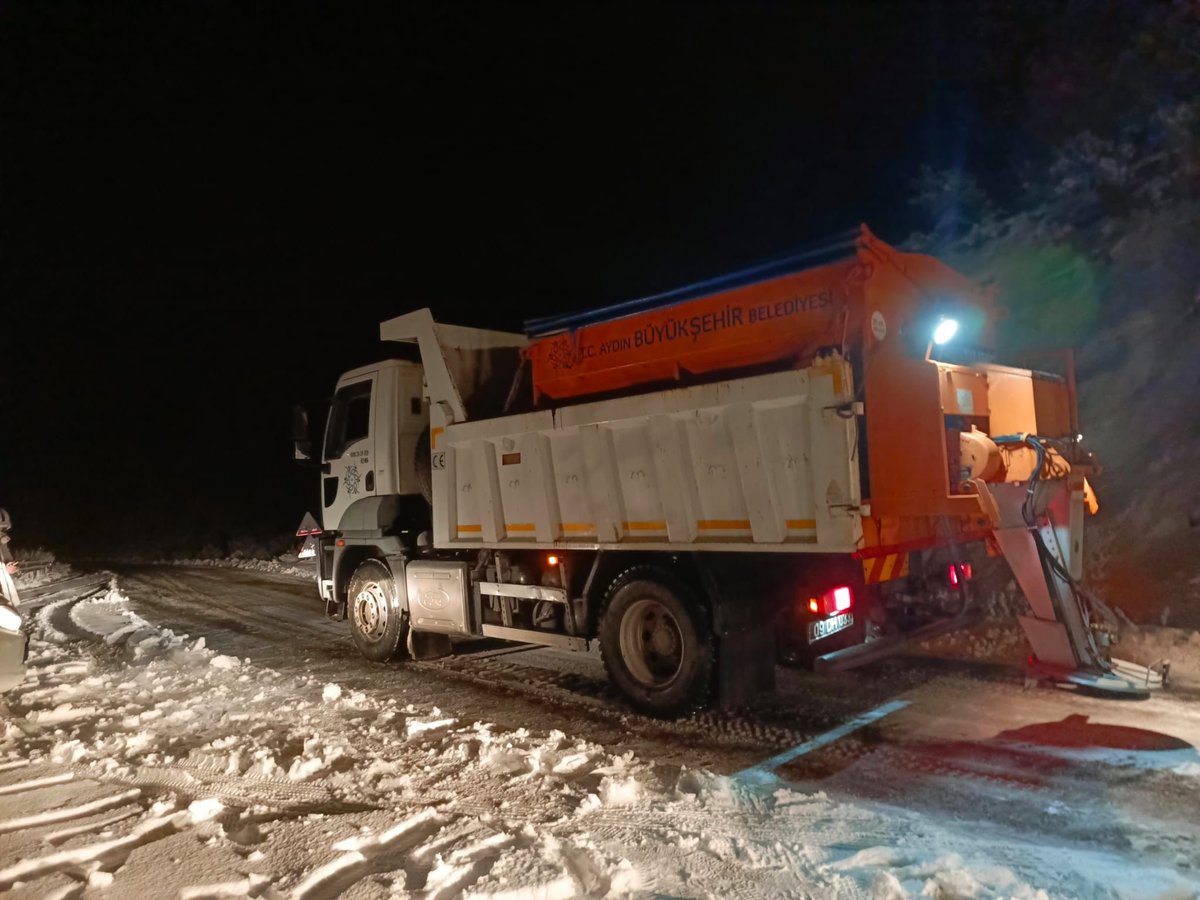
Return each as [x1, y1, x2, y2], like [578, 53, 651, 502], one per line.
[0, 509, 25, 692]
[293, 225, 1159, 716]
[0, 600, 25, 693]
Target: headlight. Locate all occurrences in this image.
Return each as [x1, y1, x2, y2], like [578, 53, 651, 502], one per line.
[0, 605, 20, 633]
[932, 317, 959, 345]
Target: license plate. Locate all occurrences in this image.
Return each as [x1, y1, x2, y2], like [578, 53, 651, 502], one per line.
[808, 612, 854, 643]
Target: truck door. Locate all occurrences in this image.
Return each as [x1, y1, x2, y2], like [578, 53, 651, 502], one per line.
[321, 373, 377, 530]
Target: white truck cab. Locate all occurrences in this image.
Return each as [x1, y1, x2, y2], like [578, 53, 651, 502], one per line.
[320, 360, 428, 534]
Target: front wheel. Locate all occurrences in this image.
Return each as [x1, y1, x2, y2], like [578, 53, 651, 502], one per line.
[599, 569, 714, 717]
[347, 559, 409, 662]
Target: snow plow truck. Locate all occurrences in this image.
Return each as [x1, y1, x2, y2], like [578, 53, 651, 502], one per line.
[295, 225, 1160, 716]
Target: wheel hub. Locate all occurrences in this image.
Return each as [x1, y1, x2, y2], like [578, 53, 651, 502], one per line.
[619, 597, 685, 688]
[353, 582, 389, 642]
[648, 622, 677, 656]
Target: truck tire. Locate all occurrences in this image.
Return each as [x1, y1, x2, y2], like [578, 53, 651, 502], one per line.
[414, 425, 433, 505]
[347, 559, 409, 662]
[599, 568, 714, 717]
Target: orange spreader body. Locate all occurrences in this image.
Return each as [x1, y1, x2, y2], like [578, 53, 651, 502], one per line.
[526, 257, 867, 403]
[519, 227, 1085, 569]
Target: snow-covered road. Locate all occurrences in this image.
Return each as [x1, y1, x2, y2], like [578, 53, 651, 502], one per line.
[1, 567, 1197, 898]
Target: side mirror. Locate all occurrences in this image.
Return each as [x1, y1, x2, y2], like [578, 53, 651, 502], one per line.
[293, 405, 314, 462]
[292, 404, 309, 441]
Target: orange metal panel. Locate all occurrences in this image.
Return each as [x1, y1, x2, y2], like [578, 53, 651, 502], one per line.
[857, 234, 1000, 521]
[985, 367, 1038, 438]
[860, 255, 950, 517]
[525, 262, 862, 401]
[857, 516, 992, 556]
[986, 366, 1071, 439]
[1032, 376, 1073, 438]
[937, 366, 990, 418]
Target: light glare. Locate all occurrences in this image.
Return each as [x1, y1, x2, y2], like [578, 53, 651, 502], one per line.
[833, 586, 853, 612]
[932, 318, 959, 344]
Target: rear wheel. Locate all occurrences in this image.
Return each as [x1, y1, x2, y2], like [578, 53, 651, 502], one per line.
[599, 569, 714, 717]
[347, 559, 408, 662]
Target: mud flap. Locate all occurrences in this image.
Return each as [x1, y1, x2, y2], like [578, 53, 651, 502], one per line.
[408, 630, 452, 660]
[716, 623, 775, 709]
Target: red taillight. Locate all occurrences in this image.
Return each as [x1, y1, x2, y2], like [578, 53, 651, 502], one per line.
[948, 563, 973, 587]
[808, 585, 854, 616]
[832, 586, 852, 612]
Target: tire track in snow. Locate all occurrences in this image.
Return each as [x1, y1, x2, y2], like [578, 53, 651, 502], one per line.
[120, 568, 337, 644]
[0, 787, 141, 833]
[426, 653, 825, 754]
[0, 797, 224, 891]
[0, 772, 75, 795]
[112, 765, 352, 808]
[18, 574, 111, 612]
[44, 807, 143, 846]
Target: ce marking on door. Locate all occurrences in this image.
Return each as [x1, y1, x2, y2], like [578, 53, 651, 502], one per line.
[431, 451, 447, 470]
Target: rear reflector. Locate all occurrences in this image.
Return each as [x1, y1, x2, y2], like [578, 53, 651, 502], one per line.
[948, 563, 974, 587]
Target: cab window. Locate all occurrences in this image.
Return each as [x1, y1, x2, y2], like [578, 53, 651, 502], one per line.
[324, 381, 372, 460]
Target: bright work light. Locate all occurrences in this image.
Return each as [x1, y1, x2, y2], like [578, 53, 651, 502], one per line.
[932, 317, 959, 345]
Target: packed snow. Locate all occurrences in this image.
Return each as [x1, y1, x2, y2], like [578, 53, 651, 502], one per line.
[144, 556, 315, 581]
[1, 579, 1197, 898]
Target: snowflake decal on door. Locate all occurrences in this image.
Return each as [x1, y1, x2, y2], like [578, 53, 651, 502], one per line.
[343, 465, 361, 495]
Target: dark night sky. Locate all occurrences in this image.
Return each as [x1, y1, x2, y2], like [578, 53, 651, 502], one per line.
[0, 2, 1029, 552]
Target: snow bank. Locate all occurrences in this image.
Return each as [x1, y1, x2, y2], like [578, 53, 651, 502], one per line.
[147, 555, 316, 580]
